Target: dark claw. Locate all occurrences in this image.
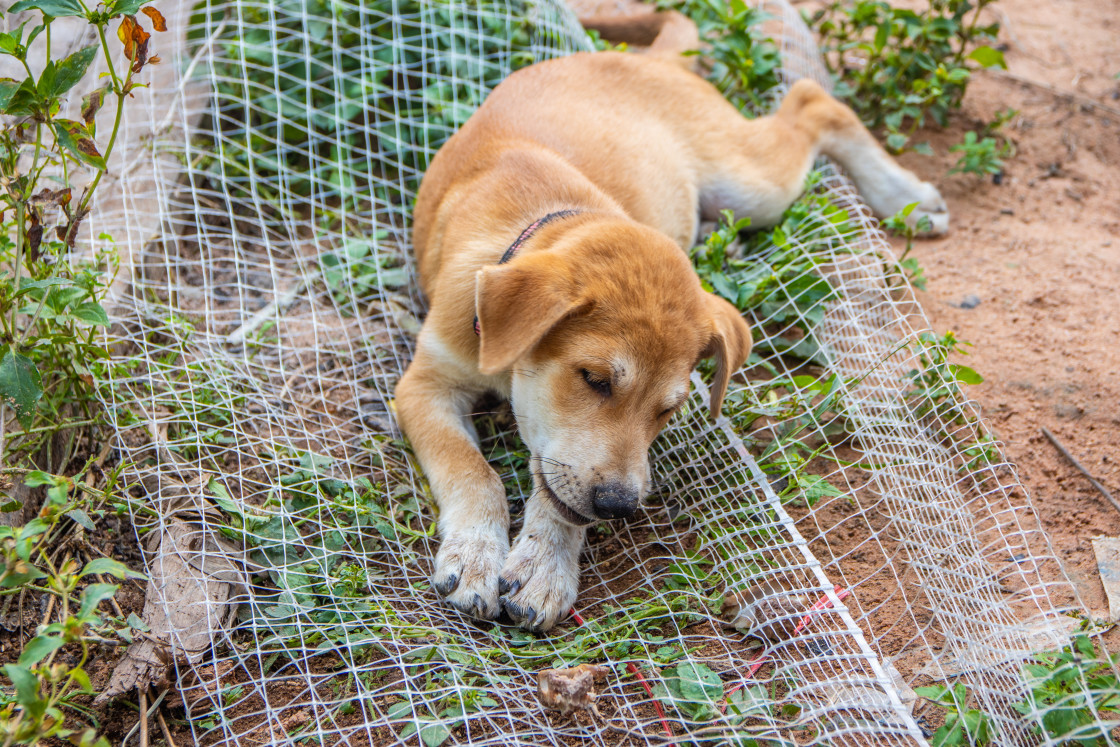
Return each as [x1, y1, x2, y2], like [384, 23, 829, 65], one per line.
[472, 593, 489, 618]
[502, 597, 528, 621]
[498, 576, 511, 595]
[432, 573, 459, 597]
[447, 591, 498, 620]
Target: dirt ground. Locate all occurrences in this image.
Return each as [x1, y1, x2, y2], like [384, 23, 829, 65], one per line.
[573, 0, 1120, 665]
[891, 0, 1120, 617]
[10, 2, 1115, 743]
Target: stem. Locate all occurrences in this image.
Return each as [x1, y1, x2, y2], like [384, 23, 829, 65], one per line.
[69, 21, 137, 232]
[14, 293, 49, 347]
[3, 418, 99, 440]
[0, 405, 6, 465]
[13, 202, 23, 297]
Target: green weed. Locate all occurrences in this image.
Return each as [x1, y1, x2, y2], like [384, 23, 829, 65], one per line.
[882, 202, 933, 290]
[1013, 634, 1120, 745]
[949, 130, 1011, 177]
[0, 466, 142, 746]
[810, 0, 1006, 154]
[913, 681, 993, 747]
[657, 0, 782, 113]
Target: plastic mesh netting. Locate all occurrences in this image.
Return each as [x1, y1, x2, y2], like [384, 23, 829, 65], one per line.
[45, 0, 1118, 744]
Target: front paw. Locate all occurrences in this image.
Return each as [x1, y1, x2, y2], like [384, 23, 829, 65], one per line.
[499, 533, 581, 633]
[905, 181, 950, 237]
[432, 530, 508, 620]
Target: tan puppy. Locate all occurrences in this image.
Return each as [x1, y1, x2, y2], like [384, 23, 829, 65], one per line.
[394, 50, 947, 632]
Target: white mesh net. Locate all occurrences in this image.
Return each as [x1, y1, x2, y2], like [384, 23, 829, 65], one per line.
[35, 0, 1118, 744]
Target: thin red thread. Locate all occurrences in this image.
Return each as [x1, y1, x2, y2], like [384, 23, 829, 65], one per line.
[725, 586, 851, 704]
[568, 608, 676, 745]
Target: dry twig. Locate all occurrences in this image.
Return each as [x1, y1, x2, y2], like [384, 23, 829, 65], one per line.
[156, 701, 179, 747]
[991, 70, 1120, 119]
[1042, 427, 1120, 517]
[139, 688, 149, 747]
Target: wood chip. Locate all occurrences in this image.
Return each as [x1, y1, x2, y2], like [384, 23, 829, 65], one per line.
[719, 588, 811, 643]
[1092, 537, 1120, 623]
[537, 663, 609, 716]
[96, 519, 244, 703]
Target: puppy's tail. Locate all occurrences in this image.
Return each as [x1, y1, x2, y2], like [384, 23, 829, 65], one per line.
[580, 10, 700, 71]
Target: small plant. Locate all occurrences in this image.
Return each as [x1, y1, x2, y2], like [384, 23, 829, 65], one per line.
[949, 130, 1011, 177]
[657, 0, 782, 113]
[0, 468, 143, 746]
[1013, 634, 1120, 745]
[913, 681, 993, 747]
[882, 202, 934, 290]
[810, 0, 1006, 153]
[905, 330, 983, 423]
[1, 1, 165, 469]
[653, 660, 725, 723]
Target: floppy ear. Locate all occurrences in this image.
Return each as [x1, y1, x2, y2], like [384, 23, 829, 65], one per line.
[475, 255, 581, 376]
[700, 293, 752, 419]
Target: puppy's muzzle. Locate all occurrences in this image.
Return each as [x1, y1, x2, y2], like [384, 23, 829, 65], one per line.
[591, 483, 640, 520]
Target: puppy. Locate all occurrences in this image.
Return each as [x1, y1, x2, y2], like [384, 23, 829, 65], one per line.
[394, 47, 947, 632]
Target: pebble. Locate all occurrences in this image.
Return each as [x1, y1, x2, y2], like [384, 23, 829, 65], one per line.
[955, 294, 982, 309]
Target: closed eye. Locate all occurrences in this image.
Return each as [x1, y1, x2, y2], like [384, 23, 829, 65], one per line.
[659, 405, 678, 419]
[581, 368, 611, 397]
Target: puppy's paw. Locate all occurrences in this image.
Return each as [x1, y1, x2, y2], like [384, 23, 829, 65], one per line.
[902, 181, 950, 237]
[498, 533, 581, 633]
[863, 169, 950, 236]
[432, 529, 508, 620]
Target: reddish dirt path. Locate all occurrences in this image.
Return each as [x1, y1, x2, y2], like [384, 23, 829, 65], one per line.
[896, 0, 1120, 615]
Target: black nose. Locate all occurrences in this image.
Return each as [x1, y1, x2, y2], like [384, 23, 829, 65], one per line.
[591, 484, 639, 520]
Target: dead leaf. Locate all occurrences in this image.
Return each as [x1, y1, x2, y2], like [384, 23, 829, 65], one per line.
[141, 7, 167, 32]
[30, 187, 71, 207]
[720, 588, 811, 643]
[117, 15, 151, 72]
[81, 85, 111, 126]
[1092, 537, 1120, 622]
[96, 519, 245, 704]
[117, 16, 137, 60]
[537, 663, 609, 717]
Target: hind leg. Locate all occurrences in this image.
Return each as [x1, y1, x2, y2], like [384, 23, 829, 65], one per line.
[699, 79, 949, 235]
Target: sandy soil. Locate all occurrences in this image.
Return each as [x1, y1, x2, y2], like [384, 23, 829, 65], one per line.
[892, 0, 1120, 616]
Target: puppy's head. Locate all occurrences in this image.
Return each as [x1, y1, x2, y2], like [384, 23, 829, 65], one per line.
[476, 219, 751, 526]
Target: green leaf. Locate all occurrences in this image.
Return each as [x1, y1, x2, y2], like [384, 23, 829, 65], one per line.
[11, 277, 74, 299]
[0, 349, 43, 428]
[949, 364, 983, 385]
[107, 0, 146, 15]
[0, 498, 21, 513]
[419, 721, 451, 747]
[78, 582, 120, 617]
[53, 118, 105, 171]
[967, 45, 1007, 70]
[65, 509, 95, 530]
[3, 663, 40, 707]
[8, 0, 86, 16]
[50, 45, 98, 97]
[797, 474, 844, 506]
[885, 132, 909, 151]
[80, 557, 144, 580]
[71, 301, 110, 326]
[0, 76, 38, 116]
[675, 661, 723, 703]
[70, 666, 93, 693]
[24, 471, 54, 487]
[18, 634, 64, 666]
[0, 78, 22, 110]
